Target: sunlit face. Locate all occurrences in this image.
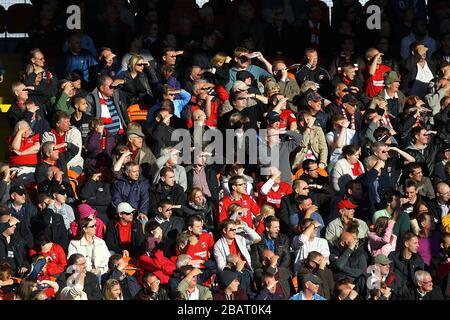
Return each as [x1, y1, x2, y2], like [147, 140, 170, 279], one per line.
[32, 51, 45, 67]
[266, 221, 280, 239]
[110, 284, 122, 299]
[76, 98, 87, 113]
[404, 186, 418, 202]
[190, 220, 203, 236]
[346, 149, 361, 164]
[419, 275, 433, 292]
[56, 117, 71, 132]
[193, 191, 204, 205]
[159, 204, 173, 220]
[126, 165, 140, 181]
[405, 236, 419, 253]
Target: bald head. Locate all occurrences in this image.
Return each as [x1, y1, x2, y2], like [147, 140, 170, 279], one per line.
[437, 182, 450, 202]
[340, 231, 357, 247]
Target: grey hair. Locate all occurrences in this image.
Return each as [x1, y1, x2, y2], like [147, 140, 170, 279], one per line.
[193, 79, 207, 91]
[371, 141, 387, 154]
[364, 155, 379, 170]
[176, 254, 192, 269]
[13, 120, 32, 136]
[414, 270, 431, 286]
[41, 141, 55, 158]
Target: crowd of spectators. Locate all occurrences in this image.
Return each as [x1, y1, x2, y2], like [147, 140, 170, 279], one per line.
[0, 0, 449, 301]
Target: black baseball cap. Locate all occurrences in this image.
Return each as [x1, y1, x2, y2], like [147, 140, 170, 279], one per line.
[10, 185, 26, 196]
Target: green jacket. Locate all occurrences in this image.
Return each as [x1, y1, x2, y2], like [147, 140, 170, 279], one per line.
[177, 278, 213, 300]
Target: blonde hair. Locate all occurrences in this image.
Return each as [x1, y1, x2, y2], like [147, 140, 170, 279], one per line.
[260, 204, 275, 217]
[368, 96, 387, 110]
[227, 203, 243, 215]
[103, 279, 123, 300]
[233, 47, 249, 58]
[127, 122, 142, 131]
[300, 81, 317, 94]
[128, 54, 144, 71]
[211, 52, 228, 67]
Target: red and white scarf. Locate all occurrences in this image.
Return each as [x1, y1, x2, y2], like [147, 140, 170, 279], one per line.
[380, 114, 393, 129]
[99, 92, 112, 124]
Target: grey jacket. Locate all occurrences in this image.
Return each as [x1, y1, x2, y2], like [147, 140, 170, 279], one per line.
[86, 88, 130, 126]
[258, 131, 303, 185]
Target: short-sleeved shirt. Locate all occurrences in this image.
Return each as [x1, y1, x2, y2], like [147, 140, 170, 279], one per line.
[363, 64, 391, 98]
[9, 134, 40, 166]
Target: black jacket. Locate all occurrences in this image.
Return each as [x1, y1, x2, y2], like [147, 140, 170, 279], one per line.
[279, 193, 299, 235]
[251, 233, 292, 298]
[101, 269, 141, 300]
[389, 250, 425, 288]
[147, 122, 176, 157]
[0, 222, 29, 275]
[105, 220, 146, 258]
[134, 287, 169, 300]
[78, 179, 112, 222]
[329, 239, 370, 282]
[30, 208, 69, 251]
[56, 271, 103, 300]
[34, 142, 80, 184]
[6, 200, 38, 249]
[149, 182, 187, 218]
[400, 286, 444, 300]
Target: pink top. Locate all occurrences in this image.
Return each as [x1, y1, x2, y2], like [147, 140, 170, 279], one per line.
[368, 220, 397, 257]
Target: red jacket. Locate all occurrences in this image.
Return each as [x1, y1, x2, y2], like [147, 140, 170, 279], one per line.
[185, 232, 215, 264]
[137, 249, 176, 285]
[257, 181, 293, 209]
[29, 243, 67, 276]
[219, 194, 260, 228]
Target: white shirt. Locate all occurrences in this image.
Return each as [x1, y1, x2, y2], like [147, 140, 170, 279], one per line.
[187, 286, 200, 300]
[326, 129, 357, 169]
[292, 234, 330, 272]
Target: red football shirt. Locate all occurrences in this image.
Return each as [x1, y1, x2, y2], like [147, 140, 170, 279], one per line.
[363, 64, 391, 99]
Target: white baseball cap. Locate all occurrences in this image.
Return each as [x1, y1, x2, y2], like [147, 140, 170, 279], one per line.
[117, 202, 135, 214]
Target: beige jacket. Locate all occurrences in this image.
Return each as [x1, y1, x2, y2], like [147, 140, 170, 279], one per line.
[291, 126, 328, 170]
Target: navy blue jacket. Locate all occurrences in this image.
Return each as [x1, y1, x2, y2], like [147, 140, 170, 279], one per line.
[111, 175, 151, 215]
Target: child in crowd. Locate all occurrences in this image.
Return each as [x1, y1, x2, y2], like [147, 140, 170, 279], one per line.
[48, 186, 76, 233]
[70, 95, 92, 143]
[85, 118, 116, 169]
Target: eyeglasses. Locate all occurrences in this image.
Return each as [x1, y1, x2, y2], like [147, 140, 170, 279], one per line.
[121, 211, 134, 215]
[87, 224, 96, 228]
[136, 63, 147, 67]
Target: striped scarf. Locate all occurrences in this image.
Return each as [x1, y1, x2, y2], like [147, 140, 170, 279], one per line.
[98, 92, 123, 135]
[380, 114, 393, 129]
[342, 108, 356, 130]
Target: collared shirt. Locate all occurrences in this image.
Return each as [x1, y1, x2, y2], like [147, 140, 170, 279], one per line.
[438, 199, 449, 218]
[187, 286, 200, 300]
[192, 165, 211, 197]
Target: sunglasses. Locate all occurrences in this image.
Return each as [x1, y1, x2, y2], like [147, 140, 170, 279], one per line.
[136, 63, 147, 67]
[121, 211, 135, 215]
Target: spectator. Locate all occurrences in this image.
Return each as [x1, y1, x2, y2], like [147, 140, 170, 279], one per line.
[68, 217, 111, 276]
[105, 202, 146, 258]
